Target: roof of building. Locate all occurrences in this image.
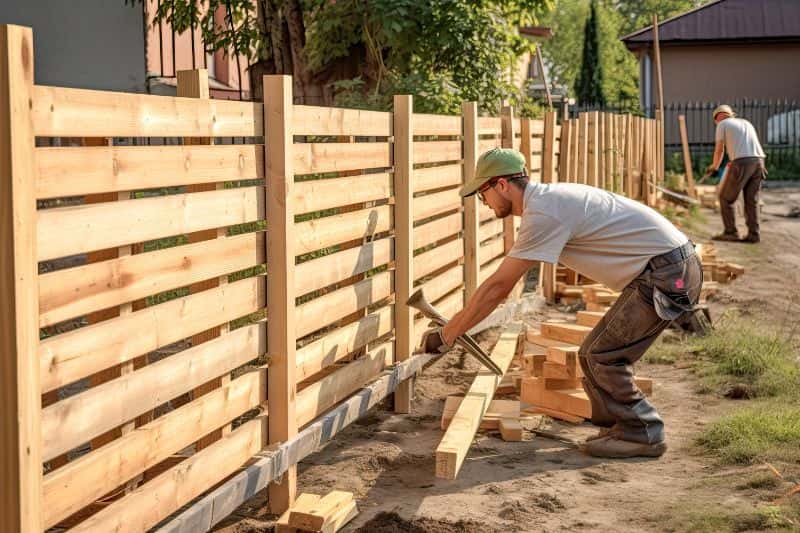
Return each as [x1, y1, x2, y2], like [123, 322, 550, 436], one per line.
[622, 0, 800, 48]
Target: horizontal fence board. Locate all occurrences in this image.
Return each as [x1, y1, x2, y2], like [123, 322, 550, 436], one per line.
[412, 140, 462, 165]
[295, 237, 393, 297]
[530, 137, 543, 153]
[39, 276, 264, 393]
[41, 323, 266, 462]
[69, 416, 267, 533]
[413, 188, 461, 222]
[479, 256, 504, 285]
[413, 163, 462, 193]
[414, 238, 463, 281]
[32, 85, 262, 137]
[42, 367, 266, 528]
[36, 144, 264, 199]
[478, 117, 502, 135]
[479, 204, 495, 223]
[480, 236, 505, 266]
[513, 136, 521, 151]
[296, 341, 393, 426]
[296, 306, 393, 382]
[478, 218, 504, 243]
[531, 154, 542, 171]
[296, 271, 393, 339]
[413, 213, 462, 250]
[37, 186, 264, 262]
[294, 173, 391, 214]
[293, 105, 391, 137]
[295, 204, 392, 256]
[413, 113, 461, 136]
[39, 232, 264, 327]
[531, 120, 544, 135]
[416, 266, 464, 304]
[293, 142, 391, 175]
[478, 138, 501, 154]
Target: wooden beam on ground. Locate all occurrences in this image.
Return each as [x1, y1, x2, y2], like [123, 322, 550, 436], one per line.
[288, 490, 355, 532]
[435, 323, 524, 480]
[521, 377, 591, 418]
[155, 350, 438, 533]
[540, 322, 592, 345]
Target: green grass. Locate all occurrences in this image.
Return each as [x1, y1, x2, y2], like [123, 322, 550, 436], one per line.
[683, 313, 800, 399]
[697, 399, 800, 465]
[658, 502, 800, 532]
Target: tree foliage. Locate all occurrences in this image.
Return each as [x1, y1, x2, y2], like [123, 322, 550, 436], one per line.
[145, 0, 552, 115]
[541, 0, 701, 108]
[575, 1, 603, 105]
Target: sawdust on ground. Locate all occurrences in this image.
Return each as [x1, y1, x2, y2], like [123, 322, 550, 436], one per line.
[216, 188, 800, 532]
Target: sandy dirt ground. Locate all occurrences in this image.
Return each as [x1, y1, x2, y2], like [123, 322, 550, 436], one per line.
[218, 187, 800, 532]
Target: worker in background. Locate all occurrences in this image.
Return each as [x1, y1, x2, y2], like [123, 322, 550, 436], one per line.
[420, 148, 702, 459]
[708, 104, 766, 243]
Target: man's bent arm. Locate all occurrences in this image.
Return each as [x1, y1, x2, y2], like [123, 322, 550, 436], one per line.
[441, 256, 535, 344]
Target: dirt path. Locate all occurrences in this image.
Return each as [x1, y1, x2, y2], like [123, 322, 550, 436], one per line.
[219, 188, 800, 532]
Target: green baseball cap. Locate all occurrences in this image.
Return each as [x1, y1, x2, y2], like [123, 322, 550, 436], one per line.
[460, 148, 527, 197]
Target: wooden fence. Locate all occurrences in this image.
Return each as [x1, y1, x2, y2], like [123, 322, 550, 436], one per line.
[0, 24, 662, 533]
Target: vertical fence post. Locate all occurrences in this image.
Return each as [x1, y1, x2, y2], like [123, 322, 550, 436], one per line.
[604, 113, 614, 191]
[587, 111, 598, 187]
[577, 112, 588, 184]
[462, 102, 479, 301]
[624, 114, 633, 198]
[0, 24, 42, 532]
[500, 105, 516, 253]
[642, 119, 652, 207]
[520, 117, 532, 178]
[541, 111, 558, 303]
[264, 74, 297, 513]
[597, 112, 605, 188]
[557, 118, 571, 183]
[393, 94, 414, 413]
[178, 69, 232, 450]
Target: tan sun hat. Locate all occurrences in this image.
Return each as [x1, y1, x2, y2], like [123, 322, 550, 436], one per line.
[712, 104, 735, 120]
[459, 148, 527, 197]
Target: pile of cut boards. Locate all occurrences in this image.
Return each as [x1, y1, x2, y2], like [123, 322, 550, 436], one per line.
[276, 491, 358, 533]
[695, 184, 719, 210]
[554, 265, 607, 304]
[696, 242, 745, 284]
[520, 319, 653, 423]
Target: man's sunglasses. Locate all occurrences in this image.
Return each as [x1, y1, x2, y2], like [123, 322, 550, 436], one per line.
[476, 178, 500, 202]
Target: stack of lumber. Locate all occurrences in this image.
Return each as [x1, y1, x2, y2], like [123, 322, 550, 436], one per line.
[276, 491, 358, 533]
[696, 243, 745, 285]
[521, 320, 653, 423]
[695, 184, 719, 210]
[554, 266, 600, 304]
[581, 285, 618, 312]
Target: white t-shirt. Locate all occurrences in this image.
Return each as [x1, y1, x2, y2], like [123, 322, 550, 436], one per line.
[715, 117, 765, 160]
[508, 183, 689, 290]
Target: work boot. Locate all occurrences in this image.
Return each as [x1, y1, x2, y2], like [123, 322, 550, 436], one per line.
[581, 435, 667, 458]
[585, 426, 617, 442]
[740, 234, 760, 243]
[711, 232, 740, 242]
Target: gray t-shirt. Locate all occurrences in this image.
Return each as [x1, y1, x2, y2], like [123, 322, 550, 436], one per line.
[508, 183, 688, 290]
[715, 117, 765, 160]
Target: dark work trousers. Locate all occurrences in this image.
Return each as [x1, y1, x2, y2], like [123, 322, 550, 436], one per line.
[578, 243, 703, 444]
[719, 157, 766, 237]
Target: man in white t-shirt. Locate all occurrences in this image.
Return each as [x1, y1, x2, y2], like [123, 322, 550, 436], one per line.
[708, 104, 767, 243]
[420, 148, 703, 459]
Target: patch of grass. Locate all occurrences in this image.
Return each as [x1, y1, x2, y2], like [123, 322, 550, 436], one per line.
[643, 337, 686, 365]
[659, 503, 799, 532]
[689, 316, 799, 398]
[736, 472, 782, 490]
[696, 399, 800, 465]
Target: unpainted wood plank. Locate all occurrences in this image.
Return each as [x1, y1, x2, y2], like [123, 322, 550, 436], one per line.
[295, 237, 392, 297]
[413, 112, 462, 136]
[32, 84, 262, 137]
[521, 377, 591, 418]
[293, 105, 391, 137]
[413, 187, 461, 221]
[293, 142, 391, 175]
[413, 238, 464, 281]
[414, 163, 462, 194]
[288, 490, 353, 531]
[540, 322, 592, 345]
[276, 493, 321, 533]
[499, 418, 523, 442]
[295, 204, 392, 256]
[435, 323, 524, 480]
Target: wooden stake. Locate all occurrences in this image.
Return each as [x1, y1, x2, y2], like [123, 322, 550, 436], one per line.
[393, 94, 414, 413]
[501, 105, 516, 253]
[678, 115, 696, 197]
[577, 112, 588, 184]
[264, 75, 297, 513]
[0, 24, 42, 532]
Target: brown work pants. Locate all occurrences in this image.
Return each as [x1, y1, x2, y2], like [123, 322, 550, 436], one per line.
[579, 248, 703, 444]
[719, 157, 766, 238]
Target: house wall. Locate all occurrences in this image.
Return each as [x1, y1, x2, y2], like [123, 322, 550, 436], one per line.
[641, 42, 800, 144]
[0, 0, 146, 93]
